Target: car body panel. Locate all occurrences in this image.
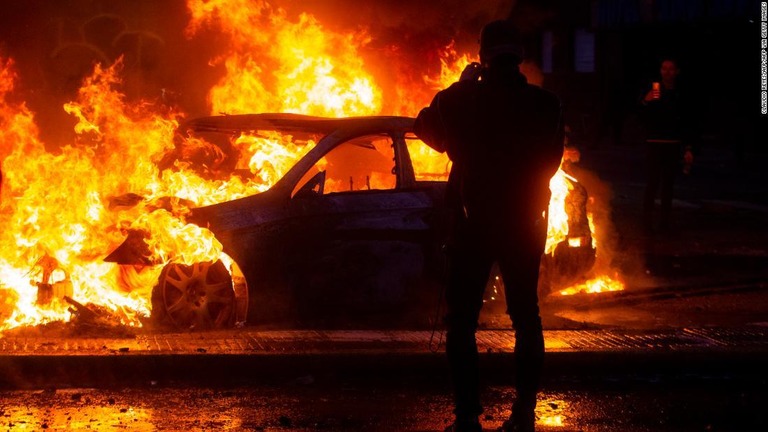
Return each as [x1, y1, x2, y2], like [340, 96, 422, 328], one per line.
[107, 114, 449, 326]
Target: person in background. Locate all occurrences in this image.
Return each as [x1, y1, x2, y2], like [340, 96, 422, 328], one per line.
[639, 57, 694, 233]
[414, 20, 564, 432]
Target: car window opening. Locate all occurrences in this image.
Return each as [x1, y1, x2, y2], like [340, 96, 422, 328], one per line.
[294, 134, 396, 196]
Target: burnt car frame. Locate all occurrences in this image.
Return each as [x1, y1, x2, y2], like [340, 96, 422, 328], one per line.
[107, 114, 595, 330]
[108, 114, 451, 329]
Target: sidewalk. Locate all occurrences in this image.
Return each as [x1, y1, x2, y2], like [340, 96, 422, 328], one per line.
[2, 328, 767, 388]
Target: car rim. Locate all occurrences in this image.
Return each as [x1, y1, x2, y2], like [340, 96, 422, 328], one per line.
[159, 261, 235, 329]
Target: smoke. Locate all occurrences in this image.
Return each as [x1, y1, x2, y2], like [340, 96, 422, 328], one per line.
[566, 163, 652, 292]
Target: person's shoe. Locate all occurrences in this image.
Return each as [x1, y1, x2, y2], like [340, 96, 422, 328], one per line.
[444, 417, 482, 432]
[498, 413, 535, 432]
[498, 419, 534, 432]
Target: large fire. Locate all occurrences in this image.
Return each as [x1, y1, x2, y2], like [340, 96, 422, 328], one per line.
[0, 0, 619, 331]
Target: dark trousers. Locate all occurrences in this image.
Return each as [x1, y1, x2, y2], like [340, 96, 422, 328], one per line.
[643, 141, 681, 229]
[445, 216, 546, 420]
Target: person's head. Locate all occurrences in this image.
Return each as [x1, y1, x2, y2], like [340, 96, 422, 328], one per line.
[659, 58, 680, 87]
[479, 20, 524, 68]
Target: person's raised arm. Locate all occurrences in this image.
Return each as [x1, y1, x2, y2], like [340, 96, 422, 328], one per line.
[414, 92, 448, 153]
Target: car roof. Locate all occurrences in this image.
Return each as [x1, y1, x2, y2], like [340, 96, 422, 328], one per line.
[181, 113, 415, 136]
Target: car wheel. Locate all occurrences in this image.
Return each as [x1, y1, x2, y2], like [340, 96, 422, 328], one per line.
[153, 260, 236, 330]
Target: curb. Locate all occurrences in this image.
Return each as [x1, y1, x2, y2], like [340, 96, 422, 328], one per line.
[2, 327, 767, 388]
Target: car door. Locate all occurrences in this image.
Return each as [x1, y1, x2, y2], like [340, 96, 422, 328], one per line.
[284, 132, 442, 325]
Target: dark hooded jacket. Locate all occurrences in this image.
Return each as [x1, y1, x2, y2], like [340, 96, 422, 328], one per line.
[414, 70, 563, 230]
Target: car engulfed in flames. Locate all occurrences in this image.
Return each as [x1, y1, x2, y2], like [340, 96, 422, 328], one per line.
[105, 114, 452, 329]
[104, 114, 608, 330]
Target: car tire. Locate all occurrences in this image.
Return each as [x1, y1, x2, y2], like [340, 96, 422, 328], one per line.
[151, 260, 237, 330]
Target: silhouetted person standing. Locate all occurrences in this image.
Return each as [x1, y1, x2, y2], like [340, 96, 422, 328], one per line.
[415, 20, 563, 432]
[639, 58, 693, 232]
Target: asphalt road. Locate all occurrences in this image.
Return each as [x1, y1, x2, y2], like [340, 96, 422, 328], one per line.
[1, 375, 765, 431]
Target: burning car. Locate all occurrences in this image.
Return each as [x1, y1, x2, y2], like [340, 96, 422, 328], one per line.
[0, 4, 622, 334]
[105, 114, 602, 330]
[106, 114, 452, 329]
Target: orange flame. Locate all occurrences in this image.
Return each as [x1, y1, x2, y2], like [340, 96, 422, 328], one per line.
[545, 162, 625, 296]
[558, 273, 624, 296]
[186, 0, 381, 117]
[404, 43, 471, 182]
[233, 131, 317, 191]
[545, 169, 574, 255]
[1, 59, 160, 327]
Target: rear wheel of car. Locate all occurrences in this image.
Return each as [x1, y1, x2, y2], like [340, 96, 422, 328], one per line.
[152, 260, 240, 330]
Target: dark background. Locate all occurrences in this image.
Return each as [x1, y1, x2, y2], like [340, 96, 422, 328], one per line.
[0, 0, 764, 156]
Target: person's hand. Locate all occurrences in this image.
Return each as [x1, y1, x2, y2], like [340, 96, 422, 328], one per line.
[459, 62, 482, 82]
[643, 83, 661, 103]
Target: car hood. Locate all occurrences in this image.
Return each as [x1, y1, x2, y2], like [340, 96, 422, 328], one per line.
[187, 187, 286, 236]
[104, 189, 283, 265]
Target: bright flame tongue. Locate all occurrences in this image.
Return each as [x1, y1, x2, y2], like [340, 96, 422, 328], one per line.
[545, 169, 574, 255]
[187, 0, 381, 117]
